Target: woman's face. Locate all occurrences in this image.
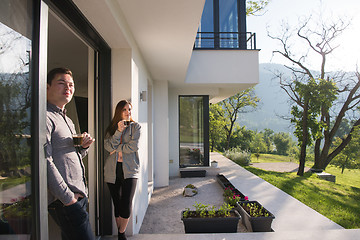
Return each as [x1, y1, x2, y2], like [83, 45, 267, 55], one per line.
[121, 103, 131, 120]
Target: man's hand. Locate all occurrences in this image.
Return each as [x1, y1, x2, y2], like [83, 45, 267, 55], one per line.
[81, 132, 95, 148]
[64, 193, 84, 206]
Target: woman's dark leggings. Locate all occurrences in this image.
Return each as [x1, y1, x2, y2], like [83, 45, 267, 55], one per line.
[107, 162, 137, 218]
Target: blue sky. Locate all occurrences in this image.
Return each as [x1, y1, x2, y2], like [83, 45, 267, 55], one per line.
[248, 0, 360, 72]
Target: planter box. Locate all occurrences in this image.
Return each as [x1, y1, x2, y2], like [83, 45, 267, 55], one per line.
[236, 201, 275, 232]
[216, 174, 232, 189]
[181, 210, 240, 233]
[217, 174, 247, 201]
[180, 170, 206, 178]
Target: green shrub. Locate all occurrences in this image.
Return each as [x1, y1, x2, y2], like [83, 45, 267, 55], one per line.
[223, 148, 251, 166]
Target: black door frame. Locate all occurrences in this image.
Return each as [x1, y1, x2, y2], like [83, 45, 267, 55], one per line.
[178, 95, 210, 167]
[43, 0, 112, 235]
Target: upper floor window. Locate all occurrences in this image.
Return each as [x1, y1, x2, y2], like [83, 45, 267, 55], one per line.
[195, 0, 256, 50]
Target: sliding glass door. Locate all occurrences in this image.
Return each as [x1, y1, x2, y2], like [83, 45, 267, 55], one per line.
[0, 0, 34, 237]
[179, 96, 209, 167]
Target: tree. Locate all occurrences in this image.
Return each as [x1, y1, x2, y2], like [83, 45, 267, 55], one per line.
[331, 126, 360, 173]
[272, 132, 293, 155]
[228, 125, 254, 151]
[249, 131, 266, 154]
[269, 11, 360, 174]
[246, 0, 270, 16]
[209, 104, 227, 151]
[215, 88, 259, 150]
[262, 128, 274, 153]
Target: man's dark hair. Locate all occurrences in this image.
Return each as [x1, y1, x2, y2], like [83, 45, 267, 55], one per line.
[47, 67, 73, 85]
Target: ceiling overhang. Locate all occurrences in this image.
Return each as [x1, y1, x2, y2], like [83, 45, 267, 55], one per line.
[72, 0, 205, 85]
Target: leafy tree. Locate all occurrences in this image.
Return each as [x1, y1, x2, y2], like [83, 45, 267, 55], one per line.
[228, 125, 254, 151]
[262, 128, 274, 153]
[331, 126, 360, 173]
[0, 76, 30, 172]
[215, 88, 259, 150]
[272, 132, 293, 155]
[269, 11, 360, 174]
[249, 131, 266, 154]
[278, 76, 337, 175]
[209, 104, 227, 151]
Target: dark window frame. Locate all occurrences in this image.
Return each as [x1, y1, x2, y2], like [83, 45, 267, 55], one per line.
[178, 95, 209, 168]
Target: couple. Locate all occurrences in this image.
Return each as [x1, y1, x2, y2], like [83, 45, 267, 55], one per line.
[46, 67, 140, 240]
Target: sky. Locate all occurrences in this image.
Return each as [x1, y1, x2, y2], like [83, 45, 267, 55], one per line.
[247, 0, 360, 72]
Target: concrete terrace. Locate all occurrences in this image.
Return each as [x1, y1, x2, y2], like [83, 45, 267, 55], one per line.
[101, 152, 360, 240]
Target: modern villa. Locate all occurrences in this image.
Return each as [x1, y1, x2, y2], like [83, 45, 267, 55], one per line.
[0, 0, 259, 238]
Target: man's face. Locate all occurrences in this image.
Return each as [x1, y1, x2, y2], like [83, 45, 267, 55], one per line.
[47, 73, 75, 109]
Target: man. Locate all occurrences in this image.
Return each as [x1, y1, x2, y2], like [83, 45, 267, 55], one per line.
[46, 67, 95, 240]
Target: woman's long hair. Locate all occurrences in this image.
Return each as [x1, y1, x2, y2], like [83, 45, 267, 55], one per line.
[105, 100, 134, 136]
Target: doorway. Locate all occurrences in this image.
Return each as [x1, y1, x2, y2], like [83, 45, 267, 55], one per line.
[179, 96, 210, 167]
[47, 10, 99, 239]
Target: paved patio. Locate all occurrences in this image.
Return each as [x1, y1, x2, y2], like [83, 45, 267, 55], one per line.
[101, 152, 360, 240]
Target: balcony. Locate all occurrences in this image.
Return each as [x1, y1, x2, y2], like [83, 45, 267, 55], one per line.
[194, 31, 257, 50]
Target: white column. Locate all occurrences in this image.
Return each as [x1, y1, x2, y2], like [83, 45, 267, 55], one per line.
[153, 80, 169, 187]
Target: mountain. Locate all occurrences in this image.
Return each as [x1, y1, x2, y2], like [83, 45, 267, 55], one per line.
[237, 63, 295, 135]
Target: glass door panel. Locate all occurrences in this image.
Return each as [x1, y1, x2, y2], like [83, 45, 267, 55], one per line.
[179, 96, 209, 167]
[0, 0, 33, 236]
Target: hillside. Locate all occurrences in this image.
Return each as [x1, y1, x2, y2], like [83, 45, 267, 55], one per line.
[238, 63, 294, 134]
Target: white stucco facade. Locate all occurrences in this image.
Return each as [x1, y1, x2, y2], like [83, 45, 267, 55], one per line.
[72, 0, 259, 235]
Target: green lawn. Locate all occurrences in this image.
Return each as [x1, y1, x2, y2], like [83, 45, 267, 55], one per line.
[238, 153, 360, 229]
[0, 176, 30, 191]
[251, 153, 360, 189]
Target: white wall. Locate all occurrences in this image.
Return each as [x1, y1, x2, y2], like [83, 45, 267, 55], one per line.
[110, 47, 152, 235]
[112, 49, 132, 102]
[168, 89, 179, 177]
[185, 50, 259, 84]
[153, 80, 170, 187]
[130, 50, 151, 235]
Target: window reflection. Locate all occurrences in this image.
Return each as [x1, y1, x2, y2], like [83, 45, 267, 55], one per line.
[0, 1, 32, 235]
[219, 0, 238, 48]
[179, 96, 205, 167]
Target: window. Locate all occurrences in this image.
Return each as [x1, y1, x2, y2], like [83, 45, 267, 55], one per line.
[219, 0, 239, 48]
[0, 0, 33, 236]
[194, 0, 250, 49]
[179, 96, 209, 167]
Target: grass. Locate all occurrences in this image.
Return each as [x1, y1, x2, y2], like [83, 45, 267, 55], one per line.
[251, 153, 360, 189]
[251, 153, 295, 163]
[235, 153, 360, 229]
[0, 176, 30, 191]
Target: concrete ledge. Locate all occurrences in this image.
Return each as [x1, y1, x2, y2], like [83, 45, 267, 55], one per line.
[128, 229, 360, 240]
[316, 172, 336, 182]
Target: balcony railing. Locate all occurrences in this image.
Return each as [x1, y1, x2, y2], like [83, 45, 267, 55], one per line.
[194, 32, 256, 50]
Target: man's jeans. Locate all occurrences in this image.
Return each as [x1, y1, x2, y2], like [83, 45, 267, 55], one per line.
[48, 197, 95, 240]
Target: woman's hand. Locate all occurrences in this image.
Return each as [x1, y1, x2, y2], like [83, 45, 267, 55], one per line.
[117, 120, 127, 132]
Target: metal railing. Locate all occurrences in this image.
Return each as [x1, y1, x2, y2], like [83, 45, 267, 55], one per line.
[194, 32, 256, 50]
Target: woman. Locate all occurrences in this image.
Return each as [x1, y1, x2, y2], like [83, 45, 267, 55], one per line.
[104, 100, 141, 240]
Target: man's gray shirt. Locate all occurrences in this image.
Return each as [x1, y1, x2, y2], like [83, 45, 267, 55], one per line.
[46, 102, 88, 205]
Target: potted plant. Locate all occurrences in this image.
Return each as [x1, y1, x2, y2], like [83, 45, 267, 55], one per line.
[181, 202, 240, 233]
[236, 200, 275, 232]
[211, 160, 218, 167]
